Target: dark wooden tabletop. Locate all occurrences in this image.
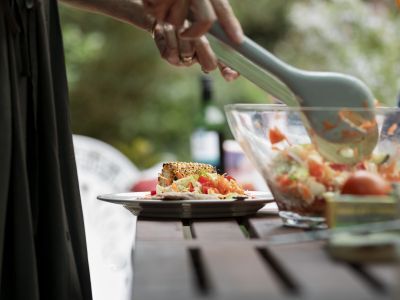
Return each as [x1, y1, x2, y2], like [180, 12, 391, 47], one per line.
[130, 208, 399, 300]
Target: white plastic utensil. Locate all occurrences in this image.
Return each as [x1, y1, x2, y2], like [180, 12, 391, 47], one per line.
[208, 23, 378, 164]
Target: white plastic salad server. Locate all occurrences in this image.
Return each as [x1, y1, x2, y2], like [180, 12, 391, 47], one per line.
[207, 22, 378, 164]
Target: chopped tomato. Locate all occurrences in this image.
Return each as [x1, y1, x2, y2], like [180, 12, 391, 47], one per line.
[150, 190, 157, 195]
[224, 175, 235, 181]
[355, 162, 367, 170]
[198, 175, 211, 185]
[188, 182, 194, 192]
[308, 159, 324, 178]
[197, 175, 214, 194]
[276, 174, 294, 188]
[269, 127, 286, 144]
[329, 163, 347, 171]
[202, 185, 210, 194]
[341, 170, 392, 196]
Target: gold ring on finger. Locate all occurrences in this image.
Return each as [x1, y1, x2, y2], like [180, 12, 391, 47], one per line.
[181, 56, 194, 64]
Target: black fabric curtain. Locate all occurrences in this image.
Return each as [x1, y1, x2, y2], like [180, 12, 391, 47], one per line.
[0, 0, 92, 299]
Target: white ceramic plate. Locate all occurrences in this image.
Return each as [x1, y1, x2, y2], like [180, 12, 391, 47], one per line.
[97, 191, 274, 219]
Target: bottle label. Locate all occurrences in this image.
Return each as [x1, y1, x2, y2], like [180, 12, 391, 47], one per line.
[190, 129, 220, 166]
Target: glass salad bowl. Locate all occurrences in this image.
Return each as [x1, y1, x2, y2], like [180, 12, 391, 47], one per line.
[225, 104, 400, 228]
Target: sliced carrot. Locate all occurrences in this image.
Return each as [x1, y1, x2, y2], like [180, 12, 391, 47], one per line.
[338, 110, 358, 123]
[379, 161, 396, 176]
[359, 120, 376, 130]
[341, 129, 360, 139]
[269, 127, 287, 144]
[322, 120, 336, 131]
[387, 123, 398, 136]
[171, 183, 178, 191]
[353, 147, 359, 159]
[297, 182, 312, 201]
[217, 176, 229, 195]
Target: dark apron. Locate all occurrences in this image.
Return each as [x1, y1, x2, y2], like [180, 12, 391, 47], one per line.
[0, 0, 92, 299]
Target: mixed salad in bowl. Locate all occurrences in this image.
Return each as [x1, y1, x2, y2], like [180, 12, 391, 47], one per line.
[268, 127, 397, 216]
[225, 104, 400, 228]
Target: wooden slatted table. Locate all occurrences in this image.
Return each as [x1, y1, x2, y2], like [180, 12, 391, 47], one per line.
[131, 209, 399, 300]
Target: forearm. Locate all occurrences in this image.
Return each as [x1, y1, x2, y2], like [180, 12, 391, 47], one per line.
[60, 0, 154, 32]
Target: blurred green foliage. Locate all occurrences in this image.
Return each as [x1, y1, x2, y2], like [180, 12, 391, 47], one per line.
[275, 0, 400, 106]
[61, 0, 400, 169]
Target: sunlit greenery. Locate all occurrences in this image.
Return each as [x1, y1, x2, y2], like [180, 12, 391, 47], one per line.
[275, 0, 400, 105]
[61, 0, 400, 169]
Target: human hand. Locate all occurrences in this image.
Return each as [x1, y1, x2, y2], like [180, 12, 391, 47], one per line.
[143, 0, 243, 44]
[153, 22, 239, 81]
[145, 0, 242, 81]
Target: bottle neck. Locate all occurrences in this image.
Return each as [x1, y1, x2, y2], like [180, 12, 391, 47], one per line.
[201, 97, 211, 115]
[199, 81, 224, 129]
[192, 76, 226, 173]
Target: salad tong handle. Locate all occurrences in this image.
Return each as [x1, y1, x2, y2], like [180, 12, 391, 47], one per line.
[206, 22, 297, 106]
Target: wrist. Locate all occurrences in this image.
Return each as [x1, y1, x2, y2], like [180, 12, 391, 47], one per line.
[111, 0, 154, 32]
[62, 0, 155, 33]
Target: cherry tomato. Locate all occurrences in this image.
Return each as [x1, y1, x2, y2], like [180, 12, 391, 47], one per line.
[341, 170, 392, 196]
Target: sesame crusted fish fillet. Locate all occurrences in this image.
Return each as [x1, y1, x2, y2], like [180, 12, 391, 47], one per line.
[158, 162, 216, 187]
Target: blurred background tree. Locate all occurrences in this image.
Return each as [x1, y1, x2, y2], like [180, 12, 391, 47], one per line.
[61, 0, 400, 169]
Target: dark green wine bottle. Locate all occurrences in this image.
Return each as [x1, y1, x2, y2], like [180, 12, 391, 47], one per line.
[190, 75, 226, 173]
